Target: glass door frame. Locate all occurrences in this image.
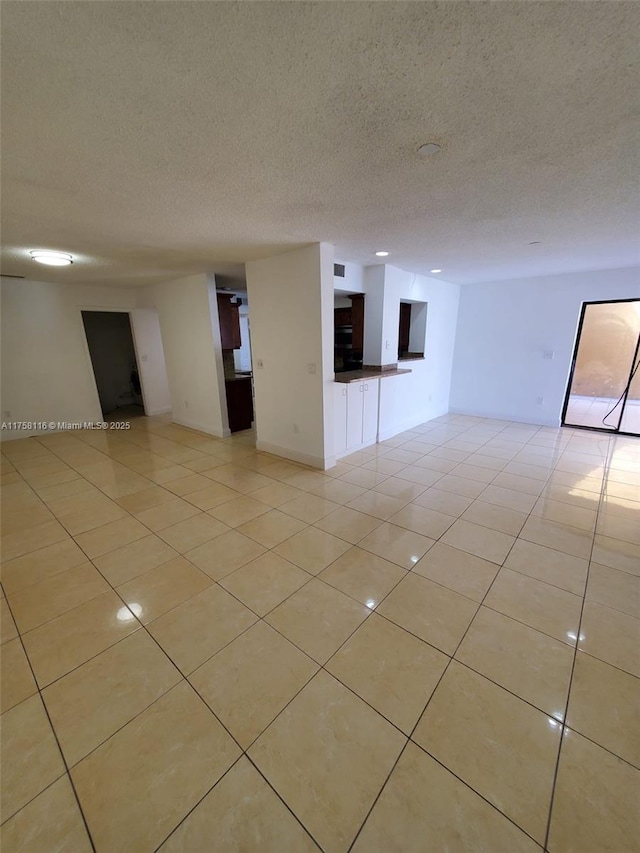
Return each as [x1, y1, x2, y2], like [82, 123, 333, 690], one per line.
[561, 298, 640, 436]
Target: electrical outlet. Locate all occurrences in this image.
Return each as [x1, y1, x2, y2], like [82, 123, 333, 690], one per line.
[385, 340, 390, 350]
[256, 359, 264, 369]
[536, 396, 544, 405]
[543, 350, 555, 360]
[307, 363, 316, 375]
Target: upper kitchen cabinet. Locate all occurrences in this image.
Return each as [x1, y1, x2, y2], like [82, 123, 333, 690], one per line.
[217, 292, 241, 350]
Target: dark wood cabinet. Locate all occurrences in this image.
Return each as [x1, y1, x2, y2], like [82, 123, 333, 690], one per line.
[217, 293, 241, 350]
[349, 294, 365, 352]
[334, 307, 352, 327]
[225, 377, 253, 432]
[398, 302, 411, 356]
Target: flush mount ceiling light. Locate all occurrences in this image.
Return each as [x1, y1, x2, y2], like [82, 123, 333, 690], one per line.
[30, 250, 73, 266]
[375, 251, 389, 257]
[418, 142, 442, 156]
[430, 269, 442, 274]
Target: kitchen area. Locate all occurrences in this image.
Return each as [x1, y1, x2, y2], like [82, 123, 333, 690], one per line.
[333, 286, 412, 459]
[217, 289, 254, 432]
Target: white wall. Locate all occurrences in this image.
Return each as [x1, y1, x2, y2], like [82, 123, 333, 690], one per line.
[334, 260, 364, 294]
[246, 243, 334, 468]
[139, 274, 229, 437]
[319, 243, 336, 464]
[377, 266, 461, 438]
[130, 308, 171, 416]
[0, 277, 138, 438]
[450, 267, 640, 426]
[362, 265, 387, 366]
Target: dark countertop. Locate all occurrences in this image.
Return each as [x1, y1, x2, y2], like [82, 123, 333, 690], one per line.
[334, 368, 412, 384]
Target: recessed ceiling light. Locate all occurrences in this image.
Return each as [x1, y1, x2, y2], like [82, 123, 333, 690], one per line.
[30, 251, 73, 266]
[430, 269, 442, 274]
[418, 142, 441, 156]
[375, 251, 389, 257]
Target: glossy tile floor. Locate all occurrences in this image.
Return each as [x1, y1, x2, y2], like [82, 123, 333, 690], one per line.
[1, 414, 639, 852]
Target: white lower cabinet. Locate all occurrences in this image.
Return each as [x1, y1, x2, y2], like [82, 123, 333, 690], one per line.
[333, 384, 348, 456]
[346, 382, 364, 448]
[335, 379, 379, 457]
[362, 379, 379, 444]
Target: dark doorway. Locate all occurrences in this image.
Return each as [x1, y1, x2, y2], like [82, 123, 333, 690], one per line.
[561, 299, 640, 436]
[82, 311, 144, 418]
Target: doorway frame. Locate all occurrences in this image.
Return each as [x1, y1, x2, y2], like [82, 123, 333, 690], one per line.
[79, 307, 149, 418]
[561, 297, 640, 436]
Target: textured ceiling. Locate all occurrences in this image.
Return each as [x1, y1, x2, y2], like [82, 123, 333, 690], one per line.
[1, 1, 638, 287]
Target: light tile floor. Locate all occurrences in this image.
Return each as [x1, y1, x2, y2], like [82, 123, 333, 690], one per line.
[1, 414, 639, 852]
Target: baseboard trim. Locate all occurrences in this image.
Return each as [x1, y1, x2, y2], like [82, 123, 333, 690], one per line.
[256, 440, 326, 469]
[448, 407, 559, 428]
[172, 416, 230, 438]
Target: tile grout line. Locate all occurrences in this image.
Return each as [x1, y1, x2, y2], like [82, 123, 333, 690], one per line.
[541, 434, 621, 853]
[0, 592, 98, 851]
[346, 426, 556, 849]
[346, 422, 613, 852]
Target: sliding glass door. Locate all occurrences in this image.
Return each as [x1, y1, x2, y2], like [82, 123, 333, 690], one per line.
[562, 299, 640, 436]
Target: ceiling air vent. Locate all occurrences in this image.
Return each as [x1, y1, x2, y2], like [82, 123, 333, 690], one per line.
[334, 263, 345, 278]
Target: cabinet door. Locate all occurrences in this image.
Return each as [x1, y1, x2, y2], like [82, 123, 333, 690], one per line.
[334, 307, 352, 327]
[333, 385, 348, 456]
[362, 380, 379, 444]
[230, 304, 241, 349]
[225, 378, 254, 433]
[346, 382, 364, 448]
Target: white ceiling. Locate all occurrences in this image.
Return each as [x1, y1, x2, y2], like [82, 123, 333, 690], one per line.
[1, 1, 638, 287]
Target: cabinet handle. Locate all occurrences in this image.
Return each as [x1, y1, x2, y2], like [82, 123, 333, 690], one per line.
[364, 384, 368, 391]
[360, 385, 364, 393]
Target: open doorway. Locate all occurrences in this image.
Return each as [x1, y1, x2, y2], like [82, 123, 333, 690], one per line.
[216, 289, 254, 433]
[82, 311, 145, 420]
[562, 299, 640, 436]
